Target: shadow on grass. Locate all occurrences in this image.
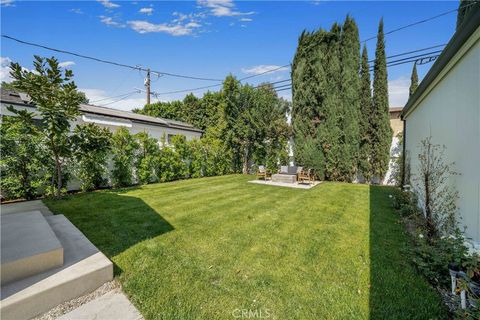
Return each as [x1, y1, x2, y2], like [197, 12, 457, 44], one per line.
[47, 190, 174, 275]
[369, 185, 446, 319]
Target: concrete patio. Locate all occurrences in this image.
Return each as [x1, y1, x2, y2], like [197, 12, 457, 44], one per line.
[248, 179, 321, 189]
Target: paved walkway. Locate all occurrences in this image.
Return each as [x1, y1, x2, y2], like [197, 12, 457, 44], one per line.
[58, 290, 143, 320]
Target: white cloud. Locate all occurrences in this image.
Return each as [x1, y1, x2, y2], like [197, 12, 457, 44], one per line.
[241, 65, 289, 75]
[388, 76, 410, 108]
[127, 20, 201, 36]
[1, 0, 15, 7]
[1, 57, 13, 83]
[239, 18, 252, 22]
[70, 8, 84, 14]
[80, 88, 145, 111]
[97, 0, 120, 9]
[139, 7, 153, 15]
[100, 15, 125, 28]
[58, 61, 76, 68]
[197, 0, 255, 17]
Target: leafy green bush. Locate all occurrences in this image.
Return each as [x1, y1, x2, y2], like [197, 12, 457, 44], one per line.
[111, 127, 137, 187]
[72, 124, 112, 191]
[134, 132, 160, 184]
[391, 190, 419, 217]
[410, 228, 470, 286]
[0, 107, 47, 200]
[157, 145, 185, 182]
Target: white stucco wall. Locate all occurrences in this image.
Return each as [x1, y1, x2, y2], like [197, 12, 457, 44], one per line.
[1, 103, 202, 191]
[404, 29, 480, 244]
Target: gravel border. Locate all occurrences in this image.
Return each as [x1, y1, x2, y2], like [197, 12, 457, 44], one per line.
[33, 280, 120, 320]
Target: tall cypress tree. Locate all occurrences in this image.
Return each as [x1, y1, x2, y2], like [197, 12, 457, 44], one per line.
[338, 15, 361, 181]
[292, 30, 327, 178]
[371, 18, 393, 182]
[358, 45, 372, 182]
[409, 63, 419, 96]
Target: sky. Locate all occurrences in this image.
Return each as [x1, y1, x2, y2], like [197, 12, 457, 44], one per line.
[1, 0, 461, 111]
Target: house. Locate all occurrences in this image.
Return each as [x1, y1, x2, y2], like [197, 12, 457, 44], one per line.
[401, 5, 480, 246]
[0, 89, 203, 143]
[389, 107, 403, 136]
[0, 88, 203, 190]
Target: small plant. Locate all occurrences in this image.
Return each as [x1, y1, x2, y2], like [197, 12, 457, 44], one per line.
[413, 136, 459, 240]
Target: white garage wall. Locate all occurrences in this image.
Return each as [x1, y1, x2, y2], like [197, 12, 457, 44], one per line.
[404, 35, 480, 245]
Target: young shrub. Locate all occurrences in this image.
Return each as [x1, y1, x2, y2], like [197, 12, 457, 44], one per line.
[0, 106, 47, 200]
[134, 132, 160, 184]
[10, 56, 84, 198]
[71, 124, 112, 191]
[413, 136, 459, 240]
[111, 127, 137, 187]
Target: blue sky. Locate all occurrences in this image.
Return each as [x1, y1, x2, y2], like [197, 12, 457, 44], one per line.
[1, 0, 460, 110]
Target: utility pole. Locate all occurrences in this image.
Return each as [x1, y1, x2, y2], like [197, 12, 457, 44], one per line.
[145, 68, 151, 105]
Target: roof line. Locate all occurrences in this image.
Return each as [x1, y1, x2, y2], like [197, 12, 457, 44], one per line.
[402, 3, 480, 119]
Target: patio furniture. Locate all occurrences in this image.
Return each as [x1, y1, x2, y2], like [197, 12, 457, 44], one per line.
[256, 165, 271, 180]
[272, 173, 297, 184]
[298, 168, 315, 185]
[272, 165, 300, 184]
[295, 166, 303, 181]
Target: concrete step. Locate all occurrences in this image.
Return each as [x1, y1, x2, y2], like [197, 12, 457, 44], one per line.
[1, 211, 64, 285]
[0, 214, 113, 320]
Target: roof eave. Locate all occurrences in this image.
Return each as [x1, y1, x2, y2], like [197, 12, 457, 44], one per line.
[401, 3, 480, 120]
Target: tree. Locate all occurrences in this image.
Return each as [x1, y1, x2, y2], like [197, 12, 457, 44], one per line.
[134, 132, 160, 184]
[0, 106, 47, 200]
[358, 46, 373, 182]
[291, 29, 327, 178]
[413, 137, 459, 240]
[338, 16, 361, 181]
[371, 19, 393, 182]
[111, 127, 137, 187]
[133, 100, 184, 121]
[72, 124, 112, 191]
[9, 56, 84, 197]
[409, 63, 419, 97]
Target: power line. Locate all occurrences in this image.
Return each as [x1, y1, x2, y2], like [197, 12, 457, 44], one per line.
[367, 44, 445, 63]
[151, 64, 291, 96]
[90, 90, 140, 103]
[278, 53, 441, 93]
[97, 91, 141, 107]
[361, 2, 476, 42]
[1, 34, 223, 82]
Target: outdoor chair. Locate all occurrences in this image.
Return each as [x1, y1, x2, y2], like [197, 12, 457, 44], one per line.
[256, 165, 271, 180]
[295, 166, 303, 181]
[298, 168, 315, 185]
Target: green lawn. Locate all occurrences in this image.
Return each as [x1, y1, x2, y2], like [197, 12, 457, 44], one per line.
[45, 175, 445, 319]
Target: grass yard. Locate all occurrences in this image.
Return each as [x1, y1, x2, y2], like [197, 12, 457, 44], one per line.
[45, 175, 445, 319]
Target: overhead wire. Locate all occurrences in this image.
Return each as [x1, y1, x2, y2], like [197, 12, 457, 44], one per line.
[1, 34, 223, 82]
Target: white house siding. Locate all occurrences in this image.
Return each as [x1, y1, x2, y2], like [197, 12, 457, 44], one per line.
[404, 28, 480, 245]
[1, 102, 202, 191]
